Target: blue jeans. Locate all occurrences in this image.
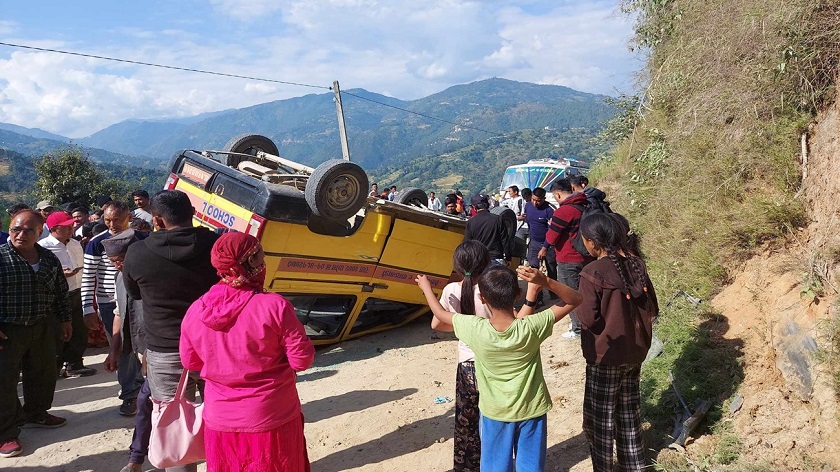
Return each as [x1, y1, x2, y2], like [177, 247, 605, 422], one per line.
[99, 301, 143, 401]
[479, 414, 547, 472]
[556, 262, 584, 334]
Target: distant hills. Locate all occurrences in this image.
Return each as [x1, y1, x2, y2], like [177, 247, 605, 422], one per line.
[0, 129, 161, 169]
[0, 78, 617, 196]
[0, 123, 70, 142]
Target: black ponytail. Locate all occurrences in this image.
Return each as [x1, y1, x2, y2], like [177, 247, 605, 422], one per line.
[453, 241, 491, 315]
[580, 212, 649, 300]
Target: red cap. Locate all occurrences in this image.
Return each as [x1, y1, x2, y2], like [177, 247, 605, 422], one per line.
[46, 211, 76, 229]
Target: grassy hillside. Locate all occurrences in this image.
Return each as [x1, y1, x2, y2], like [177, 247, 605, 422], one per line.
[371, 126, 609, 195]
[590, 0, 840, 467]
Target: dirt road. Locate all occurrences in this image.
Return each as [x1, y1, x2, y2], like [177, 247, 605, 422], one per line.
[5, 315, 593, 471]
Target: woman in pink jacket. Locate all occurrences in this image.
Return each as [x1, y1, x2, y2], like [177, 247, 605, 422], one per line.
[180, 232, 315, 472]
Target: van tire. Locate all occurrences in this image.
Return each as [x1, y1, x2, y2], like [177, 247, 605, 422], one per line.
[306, 160, 369, 220]
[224, 134, 279, 157]
[396, 187, 427, 207]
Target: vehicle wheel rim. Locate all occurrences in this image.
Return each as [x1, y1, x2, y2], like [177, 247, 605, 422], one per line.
[327, 175, 360, 212]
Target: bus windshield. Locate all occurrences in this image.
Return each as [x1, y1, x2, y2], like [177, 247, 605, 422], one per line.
[500, 164, 569, 193]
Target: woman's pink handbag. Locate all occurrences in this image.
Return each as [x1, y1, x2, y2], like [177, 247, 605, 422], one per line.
[149, 369, 205, 468]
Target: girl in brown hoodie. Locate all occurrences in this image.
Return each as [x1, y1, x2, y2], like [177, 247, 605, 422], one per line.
[577, 212, 659, 472]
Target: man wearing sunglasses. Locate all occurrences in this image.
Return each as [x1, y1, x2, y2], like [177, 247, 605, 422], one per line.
[0, 209, 72, 459]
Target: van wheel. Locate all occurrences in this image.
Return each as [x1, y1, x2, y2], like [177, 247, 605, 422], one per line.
[305, 160, 369, 220]
[396, 187, 427, 207]
[224, 134, 279, 157]
[490, 206, 518, 246]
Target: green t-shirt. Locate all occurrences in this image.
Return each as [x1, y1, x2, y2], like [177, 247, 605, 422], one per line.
[452, 308, 554, 422]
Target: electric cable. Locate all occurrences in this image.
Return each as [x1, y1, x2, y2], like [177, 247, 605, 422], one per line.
[0, 41, 504, 135]
[0, 41, 330, 90]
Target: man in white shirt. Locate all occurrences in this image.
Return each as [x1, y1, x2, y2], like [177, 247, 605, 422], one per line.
[70, 207, 89, 239]
[428, 191, 442, 211]
[39, 211, 97, 377]
[131, 190, 153, 225]
[501, 185, 528, 240]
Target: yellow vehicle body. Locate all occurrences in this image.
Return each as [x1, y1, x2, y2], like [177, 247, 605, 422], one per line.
[168, 150, 466, 344]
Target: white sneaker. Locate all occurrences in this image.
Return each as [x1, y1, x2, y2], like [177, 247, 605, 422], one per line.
[561, 331, 580, 339]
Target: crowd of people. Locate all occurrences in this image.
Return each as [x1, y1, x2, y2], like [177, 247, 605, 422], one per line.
[0, 190, 314, 471]
[0, 173, 657, 472]
[418, 175, 659, 472]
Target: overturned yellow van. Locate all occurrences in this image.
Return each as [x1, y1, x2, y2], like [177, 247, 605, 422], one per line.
[164, 134, 470, 344]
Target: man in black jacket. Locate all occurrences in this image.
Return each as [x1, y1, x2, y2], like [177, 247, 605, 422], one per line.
[464, 194, 510, 265]
[122, 190, 218, 472]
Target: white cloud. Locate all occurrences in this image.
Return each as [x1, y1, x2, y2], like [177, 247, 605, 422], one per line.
[0, 21, 17, 36]
[0, 1, 639, 137]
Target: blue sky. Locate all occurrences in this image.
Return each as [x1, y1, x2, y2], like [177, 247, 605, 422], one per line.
[0, 1, 641, 138]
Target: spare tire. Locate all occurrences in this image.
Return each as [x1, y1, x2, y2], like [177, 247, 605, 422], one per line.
[305, 160, 369, 220]
[396, 187, 428, 208]
[224, 134, 279, 157]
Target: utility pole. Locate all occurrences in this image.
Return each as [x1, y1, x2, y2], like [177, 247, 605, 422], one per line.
[332, 80, 350, 161]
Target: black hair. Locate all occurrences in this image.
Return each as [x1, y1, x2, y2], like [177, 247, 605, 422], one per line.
[455, 190, 463, 197]
[579, 212, 648, 301]
[103, 200, 131, 216]
[131, 189, 150, 199]
[609, 213, 645, 260]
[92, 222, 108, 235]
[521, 188, 532, 201]
[390, 185, 397, 190]
[6, 203, 30, 216]
[452, 241, 491, 316]
[150, 190, 194, 226]
[569, 175, 585, 187]
[532, 187, 546, 199]
[130, 218, 152, 232]
[95, 195, 113, 208]
[477, 266, 520, 310]
[507, 185, 519, 194]
[549, 178, 572, 193]
[81, 221, 97, 238]
[93, 209, 104, 217]
[69, 206, 87, 216]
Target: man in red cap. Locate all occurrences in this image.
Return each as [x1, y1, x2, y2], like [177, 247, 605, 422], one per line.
[39, 211, 97, 377]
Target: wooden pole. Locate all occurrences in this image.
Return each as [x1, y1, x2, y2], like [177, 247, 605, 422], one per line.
[333, 80, 351, 161]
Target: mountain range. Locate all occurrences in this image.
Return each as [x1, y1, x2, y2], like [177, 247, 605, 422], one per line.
[0, 78, 616, 175]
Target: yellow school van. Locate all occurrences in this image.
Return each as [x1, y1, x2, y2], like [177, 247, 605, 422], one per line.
[164, 134, 471, 345]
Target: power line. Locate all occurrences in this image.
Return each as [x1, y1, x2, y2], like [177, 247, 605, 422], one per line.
[0, 41, 330, 90]
[0, 41, 504, 135]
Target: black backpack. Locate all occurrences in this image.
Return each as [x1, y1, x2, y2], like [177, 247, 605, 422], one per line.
[569, 199, 612, 258]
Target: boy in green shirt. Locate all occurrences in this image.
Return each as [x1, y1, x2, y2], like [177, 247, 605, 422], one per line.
[416, 265, 581, 472]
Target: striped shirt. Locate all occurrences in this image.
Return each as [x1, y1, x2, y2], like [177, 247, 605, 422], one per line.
[0, 243, 71, 325]
[81, 230, 120, 314]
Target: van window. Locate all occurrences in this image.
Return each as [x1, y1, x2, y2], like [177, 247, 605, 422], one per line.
[209, 174, 257, 209]
[287, 295, 356, 339]
[350, 298, 424, 335]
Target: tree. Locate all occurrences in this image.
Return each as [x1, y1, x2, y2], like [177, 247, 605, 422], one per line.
[34, 146, 125, 209]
